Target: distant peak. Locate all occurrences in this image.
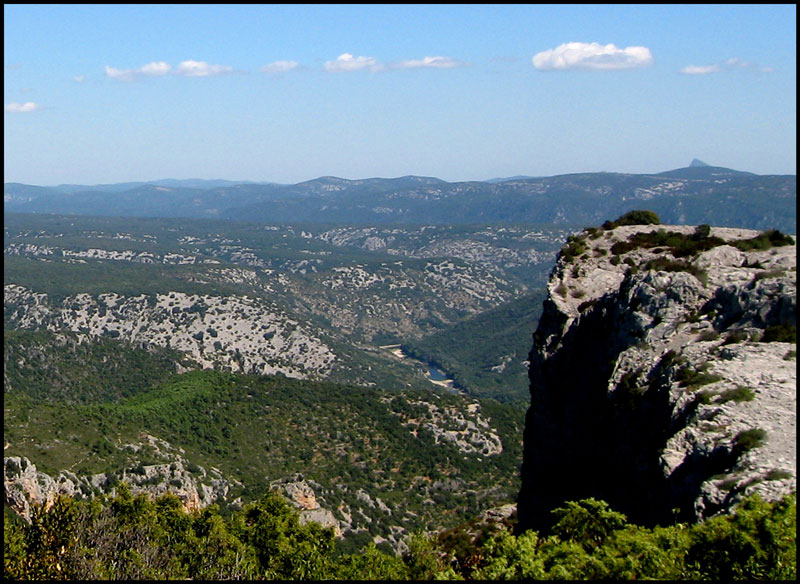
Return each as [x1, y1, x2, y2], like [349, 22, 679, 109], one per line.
[689, 158, 710, 168]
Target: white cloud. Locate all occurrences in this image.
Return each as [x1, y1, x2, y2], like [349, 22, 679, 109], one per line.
[105, 60, 234, 81]
[105, 65, 135, 82]
[5, 101, 42, 113]
[140, 61, 172, 76]
[680, 64, 721, 75]
[391, 56, 467, 70]
[324, 53, 381, 73]
[680, 57, 773, 75]
[532, 42, 653, 71]
[73, 75, 87, 83]
[174, 60, 234, 77]
[105, 61, 172, 82]
[260, 60, 300, 74]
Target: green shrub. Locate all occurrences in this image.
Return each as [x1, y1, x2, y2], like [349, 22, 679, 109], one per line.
[551, 498, 628, 548]
[694, 390, 716, 405]
[698, 330, 720, 342]
[732, 229, 795, 251]
[764, 469, 792, 481]
[611, 240, 636, 255]
[675, 363, 723, 390]
[718, 386, 756, 404]
[5, 488, 795, 582]
[682, 493, 796, 580]
[760, 324, 796, 343]
[692, 224, 712, 239]
[733, 428, 767, 453]
[603, 210, 661, 229]
[561, 235, 588, 263]
[605, 226, 726, 260]
[657, 349, 682, 369]
[643, 257, 708, 285]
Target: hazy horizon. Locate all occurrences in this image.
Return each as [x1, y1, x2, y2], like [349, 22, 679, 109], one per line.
[5, 159, 796, 190]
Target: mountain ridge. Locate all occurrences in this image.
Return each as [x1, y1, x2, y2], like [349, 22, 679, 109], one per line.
[6, 161, 786, 192]
[6, 163, 794, 232]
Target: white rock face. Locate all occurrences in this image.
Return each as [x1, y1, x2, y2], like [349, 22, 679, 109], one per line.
[271, 476, 343, 536]
[518, 224, 796, 530]
[4, 439, 241, 522]
[4, 456, 72, 521]
[4, 286, 337, 379]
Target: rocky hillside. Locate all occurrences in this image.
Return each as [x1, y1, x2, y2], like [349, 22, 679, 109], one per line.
[4, 285, 338, 379]
[517, 221, 796, 532]
[6, 214, 568, 395]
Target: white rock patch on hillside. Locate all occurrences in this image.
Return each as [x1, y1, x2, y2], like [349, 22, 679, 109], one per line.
[4, 285, 336, 379]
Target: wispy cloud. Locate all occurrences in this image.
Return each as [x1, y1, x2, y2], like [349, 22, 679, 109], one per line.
[324, 53, 381, 73]
[680, 64, 720, 75]
[105, 61, 172, 82]
[532, 42, 653, 71]
[390, 56, 467, 70]
[680, 57, 773, 75]
[174, 60, 234, 77]
[73, 75, 87, 83]
[5, 101, 43, 113]
[105, 60, 234, 81]
[260, 60, 300, 74]
[323, 53, 467, 73]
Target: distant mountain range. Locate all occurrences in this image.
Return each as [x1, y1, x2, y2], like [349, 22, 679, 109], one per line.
[4, 163, 795, 232]
[48, 178, 284, 194]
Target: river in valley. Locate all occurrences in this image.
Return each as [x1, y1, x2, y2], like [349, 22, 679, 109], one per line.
[379, 344, 459, 391]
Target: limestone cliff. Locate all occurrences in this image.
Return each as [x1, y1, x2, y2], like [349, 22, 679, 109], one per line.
[516, 224, 796, 532]
[4, 433, 241, 521]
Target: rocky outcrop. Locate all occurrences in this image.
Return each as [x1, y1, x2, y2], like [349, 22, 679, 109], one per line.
[517, 224, 796, 532]
[271, 475, 342, 537]
[4, 433, 242, 522]
[4, 456, 84, 521]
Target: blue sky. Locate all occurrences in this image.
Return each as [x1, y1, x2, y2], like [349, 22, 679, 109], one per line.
[4, 4, 796, 185]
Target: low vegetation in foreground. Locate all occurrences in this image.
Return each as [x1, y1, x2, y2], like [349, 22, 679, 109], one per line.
[4, 489, 795, 580]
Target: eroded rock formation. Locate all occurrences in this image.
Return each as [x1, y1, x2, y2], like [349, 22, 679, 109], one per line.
[517, 224, 796, 532]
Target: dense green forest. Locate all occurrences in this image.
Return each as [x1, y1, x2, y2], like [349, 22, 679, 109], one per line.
[5, 487, 795, 580]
